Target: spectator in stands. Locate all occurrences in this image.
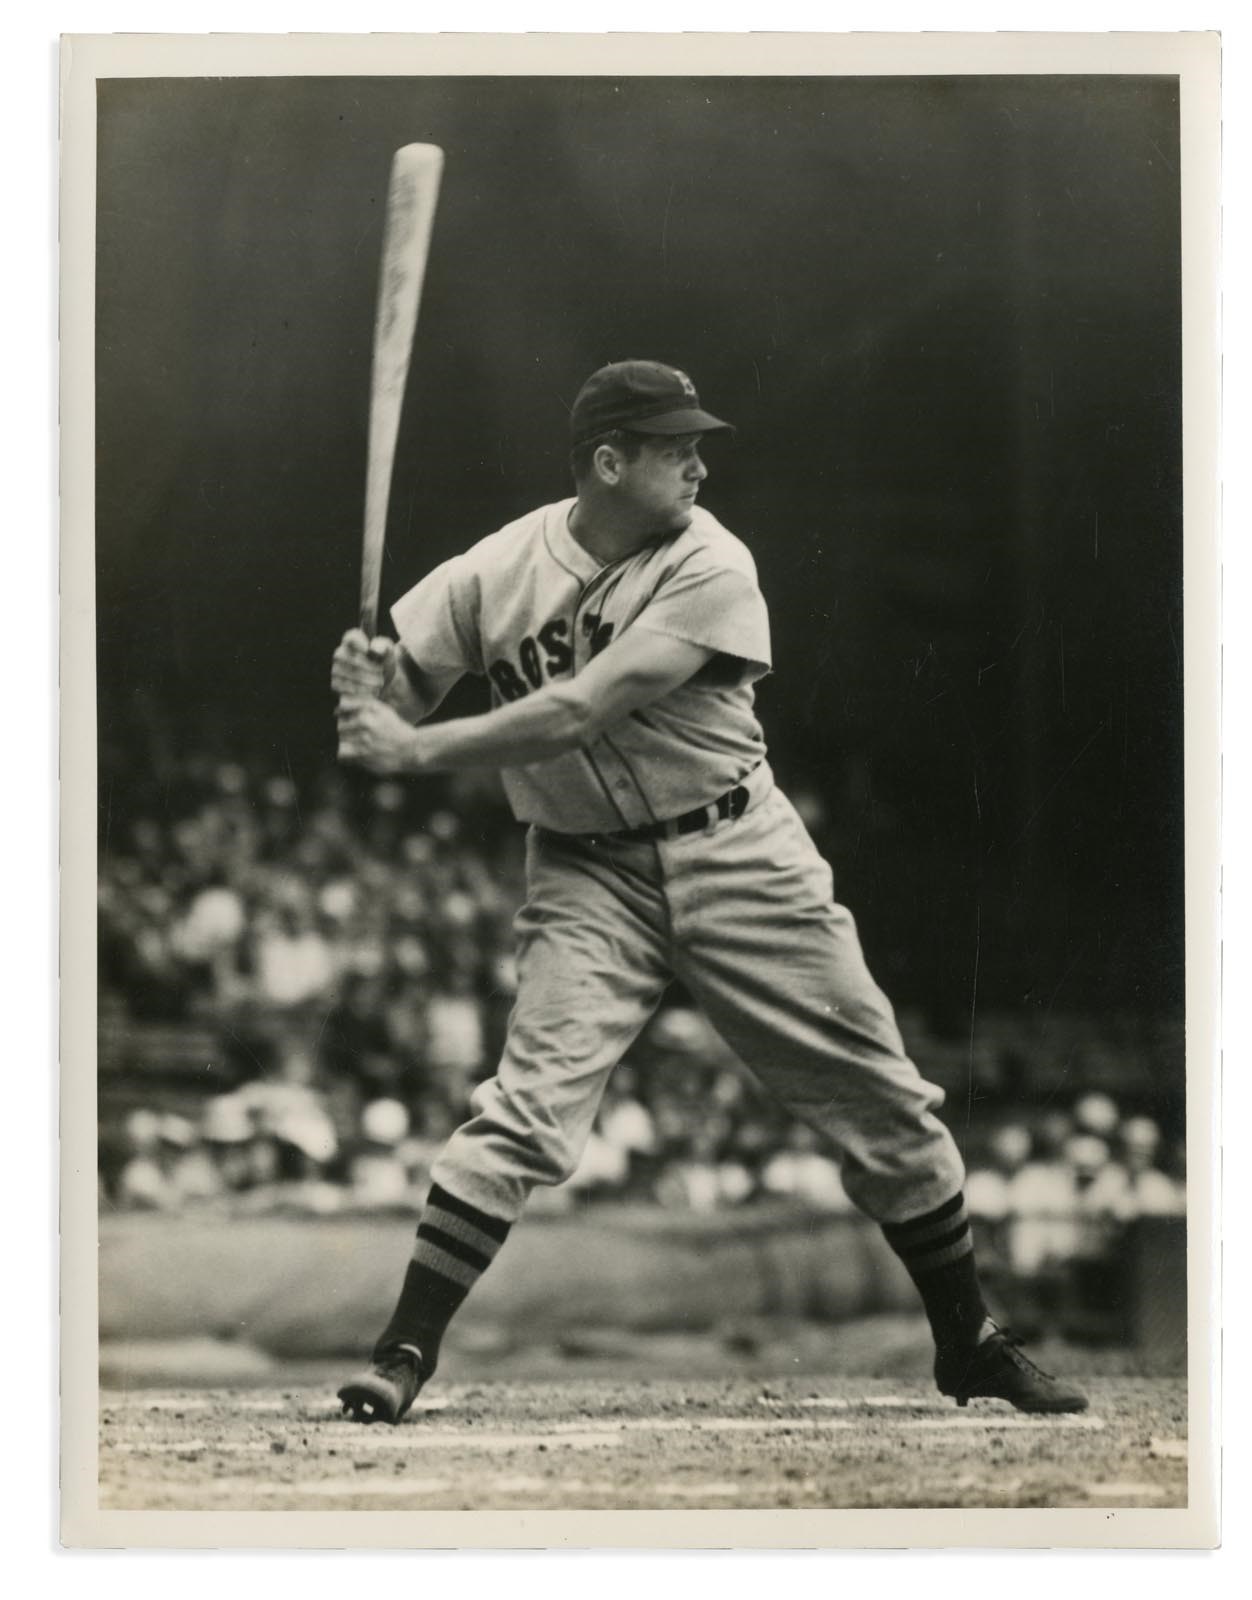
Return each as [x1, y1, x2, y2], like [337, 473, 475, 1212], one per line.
[596, 1066, 659, 1193]
[200, 1092, 259, 1195]
[760, 1124, 852, 1211]
[99, 871, 195, 1019]
[252, 896, 335, 1009]
[319, 968, 406, 1109]
[657, 1005, 723, 1060]
[349, 1098, 417, 1211]
[423, 969, 486, 1107]
[966, 1124, 1032, 1224]
[728, 1103, 787, 1196]
[1063, 1133, 1117, 1250]
[964, 1123, 1036, 1330]
[1063, 1131, 1132, 1340]
[235, 1044, 339, 1169]
[1073, 1092, 1120, 1142]
[395, 1099, 458, 1198]
[1006, 1112, 1076, 1271]
[1085, 1116, 1185, 1220]
[114, 1109, 218, 1210]
[259, 1113, 343, 1214]
[654, 1119, 743, 1213]
[163, 1113, 225, 1205]
[116, 1109, 174, 1210]
[169, 879, 249, 1005]
[564, 1126, 631, 1201]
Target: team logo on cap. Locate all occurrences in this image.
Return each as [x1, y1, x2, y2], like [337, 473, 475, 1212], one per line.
[672, 368, 698, 399]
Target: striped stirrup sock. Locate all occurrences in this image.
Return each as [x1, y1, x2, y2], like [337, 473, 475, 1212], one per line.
[372, 1183, 512, 1371]
[880, 1192, 989, 1350]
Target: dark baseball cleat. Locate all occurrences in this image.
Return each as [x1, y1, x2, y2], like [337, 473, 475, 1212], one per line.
[337, 1343, 426, 1425]
[935, 1326, 1089, 1414]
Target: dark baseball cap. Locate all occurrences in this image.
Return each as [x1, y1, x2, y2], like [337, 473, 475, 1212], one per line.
[570, 360, 733, 446]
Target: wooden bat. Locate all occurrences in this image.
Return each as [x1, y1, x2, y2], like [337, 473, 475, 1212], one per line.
[358, 142, 445, 637]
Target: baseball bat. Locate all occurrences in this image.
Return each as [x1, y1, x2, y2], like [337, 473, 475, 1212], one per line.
[358, 142, 445, 637]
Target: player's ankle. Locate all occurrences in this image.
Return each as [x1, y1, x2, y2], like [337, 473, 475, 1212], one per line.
[880, 1193, 991, 1351]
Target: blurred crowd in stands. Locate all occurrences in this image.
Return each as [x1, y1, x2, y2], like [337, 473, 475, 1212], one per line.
[98, 753, 1186, 1333]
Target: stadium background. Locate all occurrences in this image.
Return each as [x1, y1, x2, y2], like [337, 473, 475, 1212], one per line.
[93, 74, 1185, 1379]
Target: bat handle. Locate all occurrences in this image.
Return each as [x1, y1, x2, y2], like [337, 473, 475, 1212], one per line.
[336, 636, 391, 763]
[343, 629, 393, 675]
[335, 628, 390, 696]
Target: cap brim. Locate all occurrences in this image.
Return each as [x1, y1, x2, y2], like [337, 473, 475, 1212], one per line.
[626, 407, 734, 437]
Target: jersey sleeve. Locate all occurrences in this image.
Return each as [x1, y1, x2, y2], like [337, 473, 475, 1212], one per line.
[631, 558, 772, 681]
[389, 556, 484, 677]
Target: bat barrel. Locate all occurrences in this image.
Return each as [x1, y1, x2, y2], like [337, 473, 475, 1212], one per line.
[358, 142, 445, 641]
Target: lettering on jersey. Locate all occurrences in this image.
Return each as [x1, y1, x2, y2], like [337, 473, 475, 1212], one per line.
[581, 611, 615, 657]
[487, 615, 576, 701]
[538, 618, 573, 675]
[488, 659, 530, 703]
[519, 635, 543, 690]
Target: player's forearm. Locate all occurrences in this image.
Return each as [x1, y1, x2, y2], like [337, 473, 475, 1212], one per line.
[382, 648, 456, 725]
[406, 682, 599, 772]
[382, 668, 436, 724]
[341, 634, 711, 777]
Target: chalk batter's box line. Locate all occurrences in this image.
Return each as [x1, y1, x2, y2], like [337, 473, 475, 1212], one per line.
[111, 1412, 1112, 1458]
[106, 1395, 451, 1413]
[105, 1394, 1095, 1422]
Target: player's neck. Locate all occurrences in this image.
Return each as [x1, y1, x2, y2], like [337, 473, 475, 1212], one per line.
[567, 493, 671, 566]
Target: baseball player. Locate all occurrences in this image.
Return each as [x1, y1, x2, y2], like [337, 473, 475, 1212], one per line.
[332, 360, 1088, 1423]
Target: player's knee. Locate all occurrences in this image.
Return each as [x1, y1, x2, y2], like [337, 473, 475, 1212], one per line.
[466, 1085, 584, 1188]
[532, 1132, 582, 1188]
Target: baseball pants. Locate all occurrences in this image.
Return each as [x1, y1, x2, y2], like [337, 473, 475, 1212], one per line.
[431, 764, 966, 1225]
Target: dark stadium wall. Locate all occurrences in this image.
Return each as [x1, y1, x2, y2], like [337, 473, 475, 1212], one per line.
[98, 1210, 921, 1356]
[95, 75, 1182, 1017]
[98, 1208, 1187, 1372]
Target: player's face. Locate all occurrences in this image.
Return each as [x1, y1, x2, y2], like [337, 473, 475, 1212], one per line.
[616, 435, 709, 535]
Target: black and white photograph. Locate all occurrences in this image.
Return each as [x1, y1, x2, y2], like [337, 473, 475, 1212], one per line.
[59, 29, 1220, 1548]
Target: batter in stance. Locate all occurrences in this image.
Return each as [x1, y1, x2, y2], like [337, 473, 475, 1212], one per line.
[332, 361, 1088, 1423]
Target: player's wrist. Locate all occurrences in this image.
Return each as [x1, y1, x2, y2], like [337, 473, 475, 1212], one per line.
[371, 636, 398, 687]
[402, 726, 430, 774]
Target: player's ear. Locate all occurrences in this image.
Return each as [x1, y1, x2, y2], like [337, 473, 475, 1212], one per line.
[593, 442, 624, 486]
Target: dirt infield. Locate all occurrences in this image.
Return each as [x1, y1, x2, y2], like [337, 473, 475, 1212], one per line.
[100, 1372, 1187, 1512]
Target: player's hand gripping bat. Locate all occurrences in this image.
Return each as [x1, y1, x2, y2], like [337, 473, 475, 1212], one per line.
[338, 143, 444, 757]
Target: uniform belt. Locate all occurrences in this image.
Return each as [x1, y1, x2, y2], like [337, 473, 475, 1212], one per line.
[603, 780, 752, 844]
